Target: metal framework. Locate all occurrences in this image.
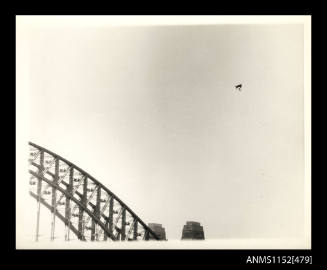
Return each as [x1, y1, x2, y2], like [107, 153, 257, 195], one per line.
[28, 142, 159, 241]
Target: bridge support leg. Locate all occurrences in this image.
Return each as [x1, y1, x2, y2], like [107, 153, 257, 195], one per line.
[35, 151, 44, 242]
[90, 186, 100, 241]
[104, 196, 113, 241]
[133, 219, 138, 240]
[91, 218, 95, 241]
[94, 186, 101, 241]
[121, 208, 126, 241]
[36, 198, 41, 241]
[51, 159, 59, 241]
[144, 231, 149, 240]
[78, 177, 87, 240]
[109, 197, 114, 238]
[51, 211, 56, 241]
[67, 168, 74, 241]
[91, 222, 95, 241]
[104, 220, 108, 241]
[65, 167, 73, 241]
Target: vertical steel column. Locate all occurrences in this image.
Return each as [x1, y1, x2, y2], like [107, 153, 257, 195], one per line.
[50, 158, 59, 241]
[144, 230, 149, 240]
[121, 207, 126, 241]
[78, 176, 87, 240]
[90, 185, 96, 241]
[65, 167, 73, 241]
[104, 196, 114, 241]
[35, 150, 44, 242]
[109, 197, 114, 236]
[95, 186, 101, 241]
[103, 197, 108, 241]
[67, 168, 74, 240]
[91, 222, 95, 241]
[133, 219, 138, 240]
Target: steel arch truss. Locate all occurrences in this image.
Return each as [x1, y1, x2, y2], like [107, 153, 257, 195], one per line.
[28, 142, 159, 241]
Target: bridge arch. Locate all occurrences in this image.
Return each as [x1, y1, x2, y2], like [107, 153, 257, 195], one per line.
[28, 142, 159, 241]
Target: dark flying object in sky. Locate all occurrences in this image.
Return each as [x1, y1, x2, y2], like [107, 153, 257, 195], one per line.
[235, 84, 242, 91]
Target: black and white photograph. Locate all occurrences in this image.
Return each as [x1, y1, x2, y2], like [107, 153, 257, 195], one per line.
[16, 15, 311, 249]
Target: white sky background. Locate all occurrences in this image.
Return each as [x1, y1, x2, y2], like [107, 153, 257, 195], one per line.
[16, 17, 310, 245]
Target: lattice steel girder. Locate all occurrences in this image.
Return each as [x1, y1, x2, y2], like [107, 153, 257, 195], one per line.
[29, 170, 118, 240]
[28, 142, 160, 241]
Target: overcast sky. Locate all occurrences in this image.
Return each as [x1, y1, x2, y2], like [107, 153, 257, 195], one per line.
[18, 21, 305, 240]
